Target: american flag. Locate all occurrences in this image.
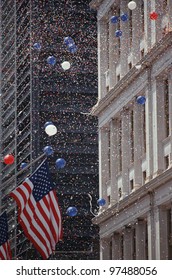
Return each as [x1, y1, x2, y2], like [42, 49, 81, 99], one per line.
[0, 211, 12, 260]
[10, 160, 63, 259]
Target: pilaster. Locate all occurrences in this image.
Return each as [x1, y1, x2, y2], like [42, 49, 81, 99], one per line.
[100, 238, 111, 260]
[133, 102, 143, 189]
[112, 233, 123, 260]
[154, 206, 168, 259]
[123, 227, 134, 260]
[110, 119, 119, 204]
[135, 219, 147, 259]
[99, 127, 110, 208]
[121, 110, 130, 197]
[152, 78, 165, 176]
[98, 19, 108, 99]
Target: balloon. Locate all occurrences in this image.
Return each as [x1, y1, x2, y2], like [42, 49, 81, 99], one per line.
[20, 162, 27, 169]
[55, 158, 66, 169]
[115, 30, 122, 37]
[43, 146, 54, 156]
[150, 12, 158, 20]
[67, 43, 77, 53]
[44, 122, 57, 136]
[47, 56, 56, 66]
[97, 198, 106, 206]
[33, 42, 41, 50]
[67, 206, 78, 217]
[136, 96, 146, 105]
[110, 16, 119, 24]
[4, 154, 14, 165]
[64, 36, 74, 45]
[120, 14, 128, 21]
[61, 61, 71, 70]
[128, 1, 137, 10]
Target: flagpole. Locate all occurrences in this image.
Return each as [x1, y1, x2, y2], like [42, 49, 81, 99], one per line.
[1, 153, 46, 195]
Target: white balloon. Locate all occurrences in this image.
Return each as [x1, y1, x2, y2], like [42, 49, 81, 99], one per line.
[45, 124, 57, 136]
[61, 61, 71, 70]
[128, 1, 137, 10]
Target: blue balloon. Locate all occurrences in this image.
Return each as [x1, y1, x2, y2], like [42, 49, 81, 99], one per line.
[120, 14, 128, 21]
[33, 42, 41, 50]
[110, 16, 119, 24]
[115, 30, 122, 37]
[44, 121, 53, 129]
[136, 96, 146, 105]
[64, 36, 74, 45]
[67, 43, 78, 54]
[47, 56, 56, 66]
[97, 198, 106, 206]
[67, 206, 78, 217]
[20, 162, 27, 169]
[56, 158, 66, 169]
[43, 146, 53, 156]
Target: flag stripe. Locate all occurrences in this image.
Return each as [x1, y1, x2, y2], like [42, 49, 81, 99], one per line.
[10, 160, 63, 259]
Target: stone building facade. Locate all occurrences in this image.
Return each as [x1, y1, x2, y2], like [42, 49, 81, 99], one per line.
[90, 0, 172, 259]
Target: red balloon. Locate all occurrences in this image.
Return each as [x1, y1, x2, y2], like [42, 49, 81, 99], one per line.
[150, 11, 158, 20]
[4, 154, 15, 165]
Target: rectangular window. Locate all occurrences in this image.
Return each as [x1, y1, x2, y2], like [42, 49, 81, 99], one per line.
[129, 62, 132, 70]
[118, 187, 122, 199]
[142, 171, 147, 185]
[107, 195, 110, 205]
[165, 155, 169, 169]
[130, 179, 134, 191]
[141, 49, 145, 59]
[164, 78, 169, 137]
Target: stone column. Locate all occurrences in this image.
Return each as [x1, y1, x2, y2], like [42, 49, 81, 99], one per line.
[147, 192, 156, 259]
[168, 72, 172, 166]
[145, 71, 153, 181]
[150, 0, 156, 46]
[121, 110, 130, 197]
[99, 127, 110, 209]
[155, 0, 164, 42]
[123, 227, 134, 260]
[131, 0, 142, 64]
[109, 8, 117, 89]
[135, 219, 147, 259]
[169, 0, 172, 30]
[112, 233, 122, 259]
[98, 19, 108, 99]
[120, 0, 130, 75]
[110, 119, 119, 204]
[100, 238, 111, 260]
[152, 78, 166, 177]
[133, 102, 143, 189]
[154, 206, 168, 259]
[144, 0, 152, 52]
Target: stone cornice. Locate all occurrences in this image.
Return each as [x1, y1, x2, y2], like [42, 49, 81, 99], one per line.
[91, 31, 172, 117]
[92, 166, 172, 225]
